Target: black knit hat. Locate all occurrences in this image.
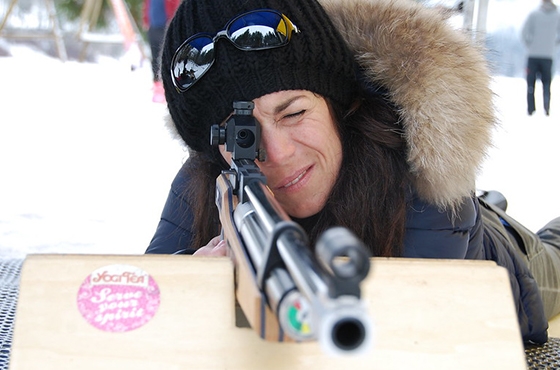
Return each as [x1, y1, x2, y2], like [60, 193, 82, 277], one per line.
[161, 0, 359, 155]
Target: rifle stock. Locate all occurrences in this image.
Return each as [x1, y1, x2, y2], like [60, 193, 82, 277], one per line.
[212, 102, 372, 355]
[215, 172, 284, 341]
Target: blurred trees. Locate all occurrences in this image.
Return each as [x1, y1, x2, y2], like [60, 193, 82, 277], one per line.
[56, 0, 144, 31]
[2, 0, 559, 75]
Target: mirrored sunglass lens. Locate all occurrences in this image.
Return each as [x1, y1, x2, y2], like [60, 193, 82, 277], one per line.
[228, 11, 288, 49]
[173, 36, 215, 90]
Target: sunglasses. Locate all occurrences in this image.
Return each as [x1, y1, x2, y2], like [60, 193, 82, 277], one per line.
[170, 9, 300, 93]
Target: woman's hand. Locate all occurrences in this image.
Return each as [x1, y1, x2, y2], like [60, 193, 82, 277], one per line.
[193, 236, 227, 257]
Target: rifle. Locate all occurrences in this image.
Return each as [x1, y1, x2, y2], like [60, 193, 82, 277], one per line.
[210, 101, 372, 355]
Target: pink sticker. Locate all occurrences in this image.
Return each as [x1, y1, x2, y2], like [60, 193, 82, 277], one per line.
[77, 264, 160, 332]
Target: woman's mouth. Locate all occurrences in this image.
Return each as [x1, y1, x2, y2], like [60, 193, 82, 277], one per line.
[282, 169, 308, 188]
[275, 166, 313, 191]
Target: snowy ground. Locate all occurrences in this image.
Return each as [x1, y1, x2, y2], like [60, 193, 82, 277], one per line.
[0, 45, 188, 257]
[477, 76, 560, 233]
[0, 44, 559, 258]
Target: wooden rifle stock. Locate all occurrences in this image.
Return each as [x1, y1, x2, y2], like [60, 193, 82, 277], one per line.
[215, 172, 286, 341]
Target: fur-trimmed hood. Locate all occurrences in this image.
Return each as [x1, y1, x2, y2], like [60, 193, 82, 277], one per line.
[321, 0, 496, 210]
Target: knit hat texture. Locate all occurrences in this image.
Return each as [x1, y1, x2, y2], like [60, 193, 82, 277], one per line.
[161, 0, 360, 155]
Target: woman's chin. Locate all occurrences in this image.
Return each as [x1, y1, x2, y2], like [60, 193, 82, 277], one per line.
[285, 204, 321, 220]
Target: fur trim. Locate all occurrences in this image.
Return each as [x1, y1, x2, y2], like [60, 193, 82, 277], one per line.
[320, 0, 496, 210]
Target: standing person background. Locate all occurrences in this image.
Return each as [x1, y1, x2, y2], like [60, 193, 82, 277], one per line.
[142, 0, 180, 103]
[521, 0, 560, 116]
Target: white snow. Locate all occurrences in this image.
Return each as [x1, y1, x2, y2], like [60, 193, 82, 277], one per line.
[479, 76, 560, 234]
[0, 45, 188, 257]
[0, 43, 558, 258]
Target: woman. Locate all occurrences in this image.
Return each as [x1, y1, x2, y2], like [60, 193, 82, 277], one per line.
[147, 0, 560, 344]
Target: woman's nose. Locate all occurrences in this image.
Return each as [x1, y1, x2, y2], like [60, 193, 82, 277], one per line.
[258, 125, 295, 166]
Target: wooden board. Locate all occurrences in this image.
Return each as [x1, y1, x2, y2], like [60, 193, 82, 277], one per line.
[9, 254, 526, 369]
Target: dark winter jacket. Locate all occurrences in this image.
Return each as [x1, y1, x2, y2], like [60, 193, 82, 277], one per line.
[146, 0, 548, 344]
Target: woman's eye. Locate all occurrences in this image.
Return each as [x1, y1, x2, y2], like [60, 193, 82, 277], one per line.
[283, 110, 305, 120]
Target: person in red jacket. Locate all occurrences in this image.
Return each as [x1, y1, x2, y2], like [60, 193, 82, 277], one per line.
[143, 0, 180, 103]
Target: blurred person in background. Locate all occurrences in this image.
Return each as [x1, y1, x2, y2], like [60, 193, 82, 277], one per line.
[143, 0, 181, 103]
[521, 0, 560, 116]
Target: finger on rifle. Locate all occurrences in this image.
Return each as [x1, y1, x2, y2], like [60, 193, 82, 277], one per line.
[193, 236, 227, 257]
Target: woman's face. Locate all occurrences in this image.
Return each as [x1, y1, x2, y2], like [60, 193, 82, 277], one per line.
[220, 90, 343, 218]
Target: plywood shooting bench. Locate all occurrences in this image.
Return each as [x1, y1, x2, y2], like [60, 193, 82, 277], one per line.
[5, 254, 528, 369]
